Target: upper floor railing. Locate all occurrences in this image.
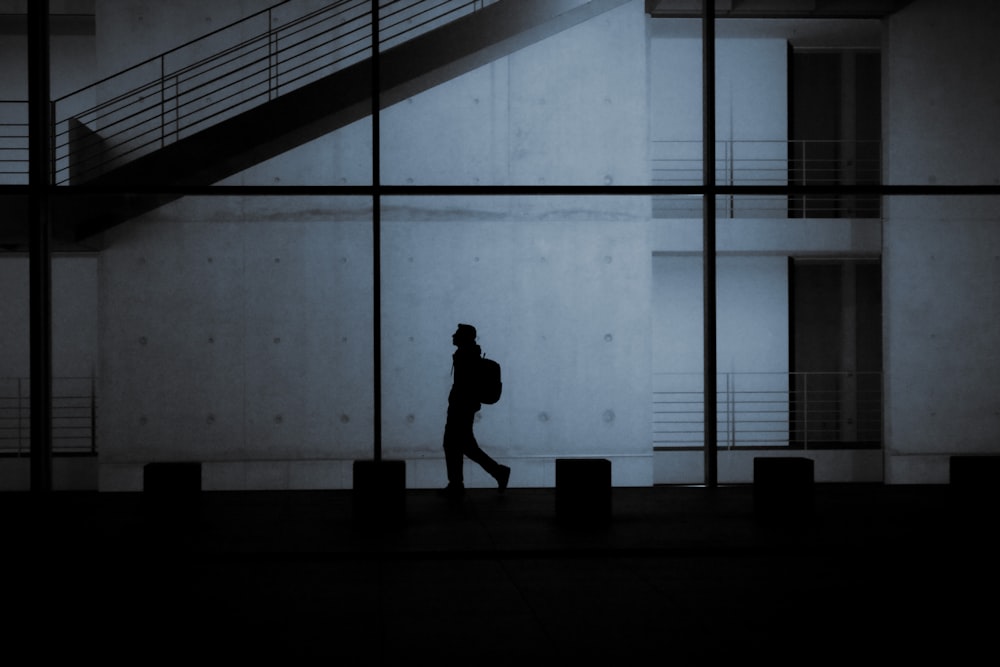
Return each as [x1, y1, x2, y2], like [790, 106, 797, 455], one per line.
[652, 139, 882, 218]
[0, 376, 97, 455]
[0, 100, 28, 185]
[652, 371, 883, 450]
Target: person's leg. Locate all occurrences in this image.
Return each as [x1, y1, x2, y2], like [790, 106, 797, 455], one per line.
[442, 424, 464, 489]
[442, 406, 475, 496]
[463, 435, 510, 491]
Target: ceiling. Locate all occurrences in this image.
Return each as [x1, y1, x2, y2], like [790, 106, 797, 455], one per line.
[646, 0, 916, 18]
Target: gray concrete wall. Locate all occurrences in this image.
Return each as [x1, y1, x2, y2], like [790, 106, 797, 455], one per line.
[882, 0, 1000, 483]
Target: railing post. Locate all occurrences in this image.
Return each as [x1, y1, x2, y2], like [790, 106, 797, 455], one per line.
[160, 56, 166, 149]
[18, 378, 25, 456]
[268, 8, 277, 100]
[728, 372, 735, 449]
[803, 372, 809, 450]
[90, 374, 97, 454]
[803, 141, 808, 213]
[727, 138, 734, 218]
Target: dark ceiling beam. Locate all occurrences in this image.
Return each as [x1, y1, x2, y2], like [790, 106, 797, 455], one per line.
[646, 0, 915, 18]
[0, 14, 94, 35]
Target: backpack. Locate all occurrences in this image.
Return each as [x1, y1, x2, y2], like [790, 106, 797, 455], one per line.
[477, 353, 502, 405]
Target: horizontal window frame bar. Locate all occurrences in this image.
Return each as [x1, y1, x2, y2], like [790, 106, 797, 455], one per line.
[5, 184, 1000, 196]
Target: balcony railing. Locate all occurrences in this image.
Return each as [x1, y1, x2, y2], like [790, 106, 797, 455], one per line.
[0, 376, 97, 455]
[652, 371, 882, 449]
[0, 100, 28, 186]
[651, 139, 882, 219]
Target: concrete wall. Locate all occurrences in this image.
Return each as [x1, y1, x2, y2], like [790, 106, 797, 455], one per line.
[652, 254, 789, 377]
[882, 0, 1000, 483]
[649, 32, 788, 143]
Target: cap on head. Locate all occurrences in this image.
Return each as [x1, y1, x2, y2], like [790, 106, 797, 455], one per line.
[454, 323, 477, 344]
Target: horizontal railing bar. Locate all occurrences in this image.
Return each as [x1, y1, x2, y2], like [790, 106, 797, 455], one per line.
[0, 376, 96, 454]
[653, 370, 882, 449]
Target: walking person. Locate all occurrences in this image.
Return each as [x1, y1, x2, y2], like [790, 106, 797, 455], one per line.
[440, 323, 510, 500]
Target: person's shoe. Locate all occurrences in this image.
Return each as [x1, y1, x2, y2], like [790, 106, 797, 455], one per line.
[497, 465, 511, 493]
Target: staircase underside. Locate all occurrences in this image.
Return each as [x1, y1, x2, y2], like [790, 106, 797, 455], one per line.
[1, 0, 631, 252]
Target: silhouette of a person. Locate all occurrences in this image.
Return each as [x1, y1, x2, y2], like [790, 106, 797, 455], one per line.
[440, 323, 510, 500]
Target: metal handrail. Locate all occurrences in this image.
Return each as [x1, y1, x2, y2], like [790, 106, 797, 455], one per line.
[0, 376, 97, 455]
[49, 0, 497, 185]
[652, 371, 883, 449]
[651, 138, 882, 218]
[651, 139, 883, 184]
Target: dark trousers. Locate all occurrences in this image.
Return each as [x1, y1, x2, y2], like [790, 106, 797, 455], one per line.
[443, 407, 502, 486]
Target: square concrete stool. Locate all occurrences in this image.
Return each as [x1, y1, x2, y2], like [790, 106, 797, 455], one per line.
[353, 459, 406, 526]
[950, 455, 1000, 512]
[142, 462, 202, 523]
[555, 458, 612, 523]
[144, 461, 202, 493]
[753, 456, 814, 517]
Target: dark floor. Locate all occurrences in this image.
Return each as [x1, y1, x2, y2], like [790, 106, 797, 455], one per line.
[5, 484, 997, 664]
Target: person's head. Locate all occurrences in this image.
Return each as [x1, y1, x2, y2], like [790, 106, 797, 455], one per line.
[453, 323, 477, 347]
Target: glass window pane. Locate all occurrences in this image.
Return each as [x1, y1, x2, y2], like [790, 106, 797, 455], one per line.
[91, 195, 374, 489]
[381, 194, 654, 486]
[379, 1, 648, 186]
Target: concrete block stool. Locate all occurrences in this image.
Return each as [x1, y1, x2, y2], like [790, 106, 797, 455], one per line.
[555, 458, 612, 524]
[352, 459, 406, 526]
[142, 461, 202, 524]
[753, 456, 814, 517]
[950, 455, 1000, 513]
[144, 462, 202, 493]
